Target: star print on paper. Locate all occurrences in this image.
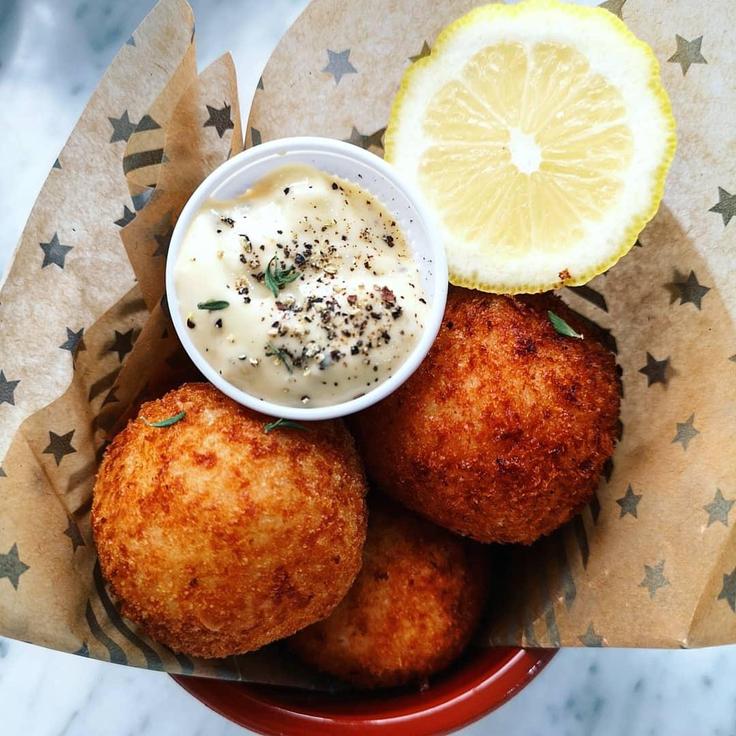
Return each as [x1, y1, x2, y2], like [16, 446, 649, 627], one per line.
[709, 187, 736, 227]
[64, 517, 85, 552]
[108, 110, 137, 143]
[343, 126, 386, 151]
[204, 103, 234, 138]
[250, 128, 262, 147]
[322, 49, 357, 85]
[257, 76, 264, 90]
[616, 484, 642, 518]
[666, 270, 710, 310]
[0, 370, 20, 406]
[672, 414, 699, 450]
[640, 560, 669, 599]
[598, 0, 626, 18]
[73, 642, 89, 657]
[40, 233, 73, 269]
[43, 430, 76, 466]
[115, 205, 136, 228]
[0, 466, 6, 478]
[109, 329, 135, 362]
[410, 41, 431, 62]
[719, 568, 736, 611]
[704, 489, 734, 527]
[153, 223, 174, 258]
[578, 623, 605, 647]
[102, 386, 119, 406]
[638, 353, 669, 386]
[668, 35, 707, 76]
[59, 327, 85, 357]
[0, 544, 29, 590]
[132, 188, 154, 212]
[52, 158, 62, 170]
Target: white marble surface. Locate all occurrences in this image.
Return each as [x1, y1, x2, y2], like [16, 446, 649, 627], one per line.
[2, 1, 736, 735]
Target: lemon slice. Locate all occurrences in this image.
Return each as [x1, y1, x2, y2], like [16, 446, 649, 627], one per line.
[385, 0, 676, 293]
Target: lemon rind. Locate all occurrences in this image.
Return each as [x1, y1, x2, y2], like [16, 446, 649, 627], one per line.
[385, 0, 677, 294]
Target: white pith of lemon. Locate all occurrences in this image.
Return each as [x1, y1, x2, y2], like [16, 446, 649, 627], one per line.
[385, 0, 676, 293]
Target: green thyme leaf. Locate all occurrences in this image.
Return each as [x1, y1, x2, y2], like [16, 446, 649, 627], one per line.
[197, 300, 229, 311]
[141, 410, 186, 428]
[264, 256, 299, 298]
[263, 418, 308, 434]
[265, 342, 293, 373]
[547, 311, 584, 339]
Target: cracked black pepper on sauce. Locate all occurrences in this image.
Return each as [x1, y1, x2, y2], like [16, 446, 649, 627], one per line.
[174, 163, 429, 407]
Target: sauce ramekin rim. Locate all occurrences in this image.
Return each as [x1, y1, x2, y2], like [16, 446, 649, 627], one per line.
[165, 135, 448, 421]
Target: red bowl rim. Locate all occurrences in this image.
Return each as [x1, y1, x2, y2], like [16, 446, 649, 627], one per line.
[173, 647, 555, 735]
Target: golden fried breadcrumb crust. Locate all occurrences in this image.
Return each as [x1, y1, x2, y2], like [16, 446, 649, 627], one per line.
[92, 383, 368, 659]
[351, 289, 621, 544]
[290, 498, 490, 688]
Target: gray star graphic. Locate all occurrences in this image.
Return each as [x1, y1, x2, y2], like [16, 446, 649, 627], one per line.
[109, 329, 135, 362]
[204, 103, 234, 138]
[40, 233, 73, 269]
[52, 157, 62, 170]
[153, 223, 174, 257]
[73, 642, 90, 657]
[322, 49, 357, 85]
[43, 430, 76, 466]
[59, 327, 85, 357]
[0, 466, 6, 478]
[578, 623, 605, 647]
[598, 0, 626, 18]
[666, 270, 710, 310]
[132, 188, 154, 211]
[108, 110, 137, 143]
[64, 517, 85, 552]
[668, 35, 707, 75]
[731, 355, 736, 364]
[0, 370, 20, 406]
[709, 187, 736, 227]
[718, 568, 736, 611]
[410, 41, 431, 63]
[672, 414, 699, 450]
[102, 386, 120, 406]
[0, 544, 29, 590]
[343, 126, 386, 151]
[616, 484, 642, 518]
[257, 76, 264, 90]
[704, 489, 734, 527]
[638, 353, 669, 386]
[136, 114, 161, 132]
[115, 205, 136, 228]
[640, 560, 669, 599]
[250, 128, 262, 147]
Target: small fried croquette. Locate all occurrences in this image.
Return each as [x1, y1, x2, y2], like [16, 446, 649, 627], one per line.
[290, 498, 490, 688]
[351, 288, 620, 544]
[92, 383, 367, 659]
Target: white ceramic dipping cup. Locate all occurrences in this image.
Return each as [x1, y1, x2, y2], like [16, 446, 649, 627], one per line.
[166, 136, 448, 421]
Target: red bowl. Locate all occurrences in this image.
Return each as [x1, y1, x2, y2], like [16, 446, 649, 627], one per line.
[173, 646, 554, 735]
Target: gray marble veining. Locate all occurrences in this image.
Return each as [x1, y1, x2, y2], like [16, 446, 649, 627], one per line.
[2, 1, 736, 735]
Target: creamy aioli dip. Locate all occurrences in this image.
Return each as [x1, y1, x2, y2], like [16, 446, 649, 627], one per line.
[174, 164, 429, 408]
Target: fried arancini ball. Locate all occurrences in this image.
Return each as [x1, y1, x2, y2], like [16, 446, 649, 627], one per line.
[290, 498, 489, 688]
[92, 383, 367, 659]
[351, 288, 620, 544]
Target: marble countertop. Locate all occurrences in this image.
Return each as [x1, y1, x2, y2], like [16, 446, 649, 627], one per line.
[1, 1, 736, 735]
